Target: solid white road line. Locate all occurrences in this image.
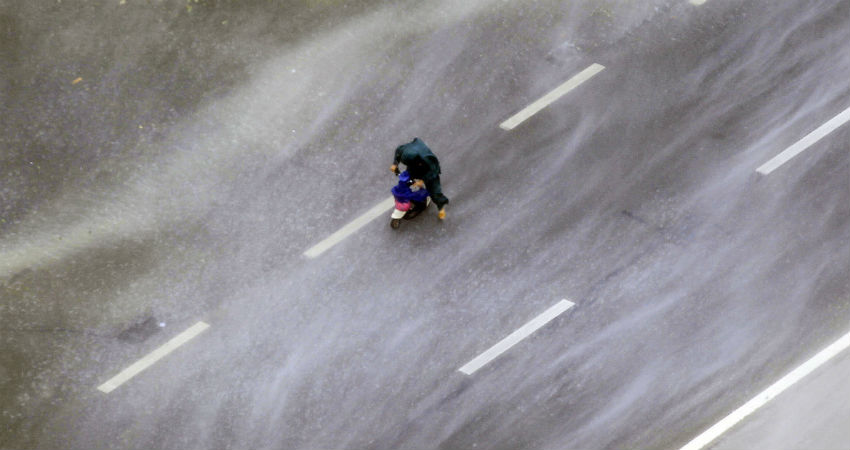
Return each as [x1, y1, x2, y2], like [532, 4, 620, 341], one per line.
[459, 299, 575, 375]
[304, 196, 395, 258]
[756, 105, 850, 175]
[679, 326, 850, 450]
[97, 321, 210, 394]
[689, 0, 707, 5]
[499, 63, 605, 131]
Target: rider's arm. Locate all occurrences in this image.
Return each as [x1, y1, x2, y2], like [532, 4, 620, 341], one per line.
[390, 145, 405, 173]
[393, 144, 405, 165]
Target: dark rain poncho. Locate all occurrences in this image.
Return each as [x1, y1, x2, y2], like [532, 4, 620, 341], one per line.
[393, 138, 449, 209]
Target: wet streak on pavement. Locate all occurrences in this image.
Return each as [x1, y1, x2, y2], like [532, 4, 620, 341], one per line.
[1, 0, 849, 449]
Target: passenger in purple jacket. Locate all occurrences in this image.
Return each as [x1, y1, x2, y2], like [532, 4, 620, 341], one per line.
[391, 171, 429, 214]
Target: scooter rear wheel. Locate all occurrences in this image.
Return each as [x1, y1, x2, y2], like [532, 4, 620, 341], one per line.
[390, 218, 401, 229]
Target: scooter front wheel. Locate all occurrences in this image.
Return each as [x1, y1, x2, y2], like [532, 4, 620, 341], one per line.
[390, 218, 401, 229]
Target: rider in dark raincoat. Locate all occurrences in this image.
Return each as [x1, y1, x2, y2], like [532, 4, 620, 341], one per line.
[390, 137, 449, 219]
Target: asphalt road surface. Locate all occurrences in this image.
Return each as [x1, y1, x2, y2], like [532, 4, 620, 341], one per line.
[1, 0, 848, 449]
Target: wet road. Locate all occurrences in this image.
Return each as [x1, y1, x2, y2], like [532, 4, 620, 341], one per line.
[1, 0, 848, 449]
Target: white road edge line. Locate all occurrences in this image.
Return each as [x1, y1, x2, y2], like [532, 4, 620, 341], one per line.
[756, 105, 850, 175]
[459, 299, 575, 375]
[499, 63, 605, 131]
[97, 321, 210, 394]
[679, 326, 850, 450]
[304, 196, 395, 258]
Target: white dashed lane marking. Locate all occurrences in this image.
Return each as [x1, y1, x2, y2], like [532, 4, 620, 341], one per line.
[459, 299, 575, 375]
[97, 321, 210, 393]
[756, 105, 850, 175]
[304, 196, 395, 258]
[499, 64, 605, 131]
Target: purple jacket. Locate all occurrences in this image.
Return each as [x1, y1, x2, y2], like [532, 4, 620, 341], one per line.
[391, 172, 429, 203]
